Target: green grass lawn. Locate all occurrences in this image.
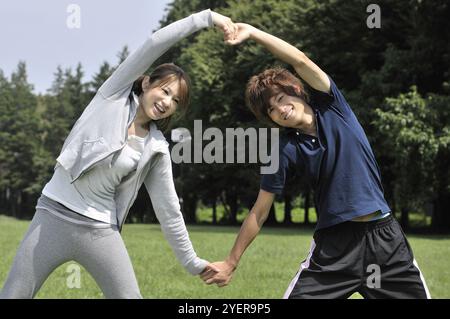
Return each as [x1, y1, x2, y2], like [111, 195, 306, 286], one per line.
[0, 215, 449, 299]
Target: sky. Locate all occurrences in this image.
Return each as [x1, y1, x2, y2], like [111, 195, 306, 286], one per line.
[0, 0, 172, 94]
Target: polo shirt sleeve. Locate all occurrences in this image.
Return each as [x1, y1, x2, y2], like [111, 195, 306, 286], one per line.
[308, 75, 354, 118]
[260, 138, 295, 195]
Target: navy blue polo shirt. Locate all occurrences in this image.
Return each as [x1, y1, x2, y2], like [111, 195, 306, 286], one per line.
[261, 76, 391, 230]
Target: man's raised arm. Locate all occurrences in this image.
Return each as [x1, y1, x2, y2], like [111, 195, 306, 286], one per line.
[226, 23, 331, 94]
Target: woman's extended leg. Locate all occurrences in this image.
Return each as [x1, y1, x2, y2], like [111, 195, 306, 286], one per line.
[72, 226, 142, 299]
[0, 210, 73, 298]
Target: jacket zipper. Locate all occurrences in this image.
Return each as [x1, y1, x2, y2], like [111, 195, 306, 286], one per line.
[119, 101, 148, 231]
[119, 168, 145, 232]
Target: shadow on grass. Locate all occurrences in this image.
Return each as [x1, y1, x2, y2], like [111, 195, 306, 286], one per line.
[185, 224, 450, 239]
[407, 233, 450, 240]
[138, 222, 316, 236]
[191, 225, 316, 236]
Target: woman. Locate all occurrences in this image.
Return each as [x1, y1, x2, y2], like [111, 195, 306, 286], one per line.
[202, 23, 431, 299]
[0, 9, 237, 299]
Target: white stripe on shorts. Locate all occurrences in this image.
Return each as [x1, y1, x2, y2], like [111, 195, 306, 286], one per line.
[283, 239, 316, 299]
[413, 259, 432, 299]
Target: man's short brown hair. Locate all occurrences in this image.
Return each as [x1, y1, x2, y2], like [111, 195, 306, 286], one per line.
[245, 67, 309, 126]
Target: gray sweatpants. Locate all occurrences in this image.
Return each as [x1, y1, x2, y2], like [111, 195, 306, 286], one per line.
[0, 210, 142, 299]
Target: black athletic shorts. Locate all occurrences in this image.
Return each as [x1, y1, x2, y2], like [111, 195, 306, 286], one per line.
[284, 215, 431, 299]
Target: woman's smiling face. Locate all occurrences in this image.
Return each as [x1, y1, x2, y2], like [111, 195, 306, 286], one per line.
[139, 76, 181, 121]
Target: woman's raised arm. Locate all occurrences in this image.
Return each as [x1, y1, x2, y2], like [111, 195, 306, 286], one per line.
[99, 10, 236, 98]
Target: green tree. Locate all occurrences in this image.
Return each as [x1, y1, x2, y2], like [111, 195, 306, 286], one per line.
[374, 87, 450, 231]
[0, 62, 40, 218]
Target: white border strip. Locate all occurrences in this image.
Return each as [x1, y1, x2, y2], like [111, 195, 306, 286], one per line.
[413, 259, 432, 299]
[283, 239, 316, 299]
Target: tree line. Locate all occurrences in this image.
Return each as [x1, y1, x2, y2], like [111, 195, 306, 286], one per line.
[1, 0, 449, 232]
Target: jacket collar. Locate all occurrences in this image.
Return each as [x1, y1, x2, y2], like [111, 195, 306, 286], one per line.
[148, 122, 169, 154]
[131, 92, 169, 154]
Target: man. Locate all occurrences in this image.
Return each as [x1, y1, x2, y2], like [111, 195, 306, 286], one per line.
[202, 22, 431, 299]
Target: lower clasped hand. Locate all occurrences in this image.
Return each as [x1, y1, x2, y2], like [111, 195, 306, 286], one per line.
[201, 260, 236, 287]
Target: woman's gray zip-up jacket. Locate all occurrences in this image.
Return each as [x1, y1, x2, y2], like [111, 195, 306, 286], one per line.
[54, 9, 214, 275]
